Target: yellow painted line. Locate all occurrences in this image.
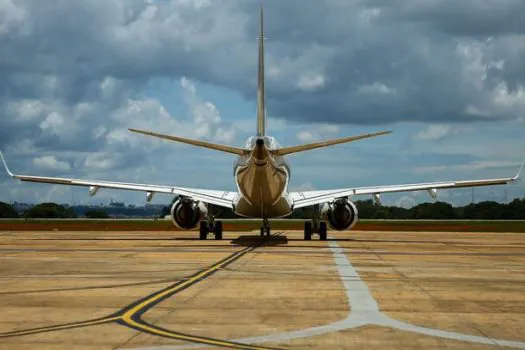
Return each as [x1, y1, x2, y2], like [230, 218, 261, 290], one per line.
[0, 316, 120, 338]
[121, 247, 252, 321]
[124, 318, 274, 350]
[118, 244, 279, 349]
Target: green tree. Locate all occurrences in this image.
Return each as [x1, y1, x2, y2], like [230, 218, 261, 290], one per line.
[0, 202, 19, 218]
[506, 198, 525, 219]
[85, 210, 110, 219]
[463, 201, 502, 219]
[24, 203, 77, 218]
[410, 201, 457, 219]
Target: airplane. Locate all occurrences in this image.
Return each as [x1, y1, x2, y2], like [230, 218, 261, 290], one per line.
[1, 7, 524, 241]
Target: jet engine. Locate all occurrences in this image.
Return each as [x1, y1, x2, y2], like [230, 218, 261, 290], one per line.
[322, 199, 359, 231]
[170, 198, 208, 229]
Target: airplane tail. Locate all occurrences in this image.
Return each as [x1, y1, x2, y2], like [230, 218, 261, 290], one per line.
[272, 130, 393, 156]
[129, 8, 392, 158]
[256, 5, 266, 137]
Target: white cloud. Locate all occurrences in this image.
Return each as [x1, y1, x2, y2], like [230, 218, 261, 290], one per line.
[290, 182, 317, 191]
[215, 127, 236, 144]
[39, 112, 65, 134]
[100, 77, 120, 99]
[357, 82, 396, 95]
[456, 41, 488, 90]
[180, 76, 238, 143]
[492, 83, 525, 108]
[464, 105, 492, 118]
[33, 156, 70, 171]
[413, 124, 453, 141]
[180, 77, 196, 94]
[359, 8, 381, 23]
[297, 74, 325, 92]
[266, 117, 288, 133]
[8, 99, 46, 122]
[317, 124, 340, 134]
[265, 43, 335, 94]
[296, 130, 315, 142]
[0, 0, 28, 35]
[394, 195, 418, 209]
[83, 152, 120, 171]
[295, 123, 340, 142]
[413, 124, 476, 141]
[412, 160, 522, 175]
[178, 0, 211, 10]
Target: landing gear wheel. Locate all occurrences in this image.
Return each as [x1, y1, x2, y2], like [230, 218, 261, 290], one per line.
[319, 221, 327, 241]
[199, 221, 208, 240]
[304, 221, 312, 241]
[214, 221, 223, 240]
[260, 226, 270, 236]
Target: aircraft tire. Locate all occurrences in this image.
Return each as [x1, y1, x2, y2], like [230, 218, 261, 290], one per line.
[214, 221, 223, 240]
[304, 221, 312, 240]
[319, 221, 327, 241]
[199, 221, 208, 240]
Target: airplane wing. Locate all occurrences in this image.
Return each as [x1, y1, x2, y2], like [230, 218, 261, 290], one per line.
[290, 161, 525, 209]
[0, 152, 236, 209]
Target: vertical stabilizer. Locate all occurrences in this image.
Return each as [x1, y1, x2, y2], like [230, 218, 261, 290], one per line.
[256, 6, 266, 136]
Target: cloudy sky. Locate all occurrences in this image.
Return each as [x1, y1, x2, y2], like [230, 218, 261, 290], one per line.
[1, 0, 524, 207]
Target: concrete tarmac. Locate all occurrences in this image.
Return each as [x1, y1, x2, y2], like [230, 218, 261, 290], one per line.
[0, 230, 524, 349]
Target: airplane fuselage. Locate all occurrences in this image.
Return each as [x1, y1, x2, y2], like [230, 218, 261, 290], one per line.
[232, 136, 293, 218]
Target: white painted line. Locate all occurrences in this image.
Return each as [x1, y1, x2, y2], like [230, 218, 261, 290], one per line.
[124, 239, 525, 349]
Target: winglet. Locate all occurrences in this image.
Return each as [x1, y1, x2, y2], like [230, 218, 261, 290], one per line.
[0, 151, 15, 177]
[512, 158, 525, 181]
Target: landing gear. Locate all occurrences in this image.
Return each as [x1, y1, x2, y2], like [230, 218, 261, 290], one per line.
[303, 204, 327, 241]
[303, 220, 327, 240]
[198, 217, 223, 240]
[260, 218, 271, 236]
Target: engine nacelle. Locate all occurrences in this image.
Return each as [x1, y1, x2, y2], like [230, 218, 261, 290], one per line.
[170, 198, 208, 229]
[321, 199, 359, 231]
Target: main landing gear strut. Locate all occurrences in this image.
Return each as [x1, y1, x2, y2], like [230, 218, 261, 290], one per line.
[303, 204, 327, 241]
[198, 206, 222, 240]
[260, 218, 271, 236]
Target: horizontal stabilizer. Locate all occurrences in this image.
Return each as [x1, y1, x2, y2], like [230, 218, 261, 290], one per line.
[128, 128, 249, 156]
[273, 130, 392, 156]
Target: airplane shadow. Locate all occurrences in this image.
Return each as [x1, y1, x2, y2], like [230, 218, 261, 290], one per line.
[230, 235, 288, 247]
